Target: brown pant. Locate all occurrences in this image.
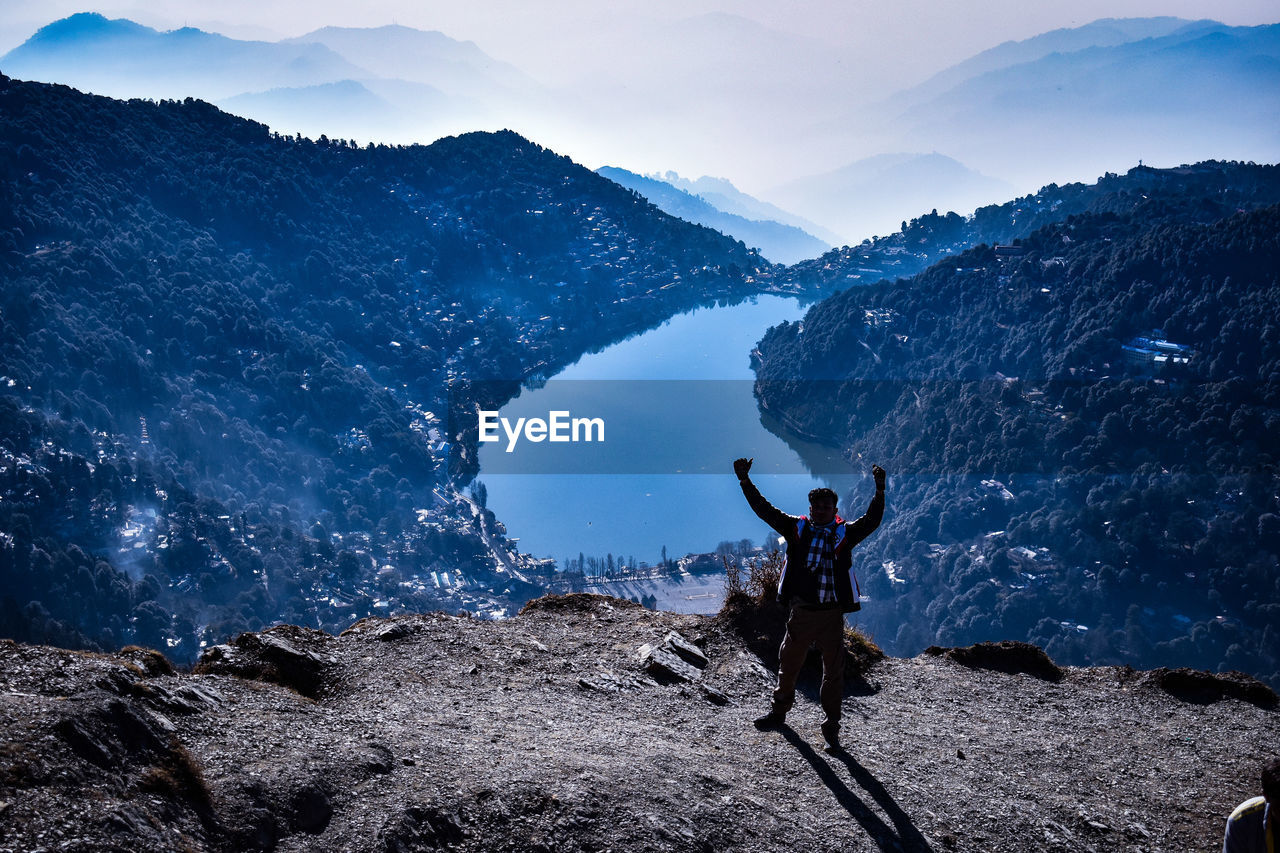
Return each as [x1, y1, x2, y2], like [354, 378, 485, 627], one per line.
[772, 605, 846, 728]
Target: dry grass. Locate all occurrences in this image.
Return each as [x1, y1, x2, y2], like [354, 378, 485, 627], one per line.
[722, 551, 783, 606]
[119, 645, 177, 677]
[136, 741, 220, 834]
[843, 625, 886, 675]
[519, 592, 644, 615]
[0, 742, 46, 788]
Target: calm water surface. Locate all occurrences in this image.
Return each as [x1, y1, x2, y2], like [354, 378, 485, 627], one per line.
[477, 295, 876, 566]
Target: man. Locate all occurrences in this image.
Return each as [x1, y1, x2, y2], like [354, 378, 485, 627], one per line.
[1223, 757, 1279, 853]
[733, 456, 886, 753]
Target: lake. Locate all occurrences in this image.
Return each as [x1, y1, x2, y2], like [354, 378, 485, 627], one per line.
[475, 294, 878, 567]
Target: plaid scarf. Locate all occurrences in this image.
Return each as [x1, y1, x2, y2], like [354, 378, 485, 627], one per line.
[805, 521, 839, 604]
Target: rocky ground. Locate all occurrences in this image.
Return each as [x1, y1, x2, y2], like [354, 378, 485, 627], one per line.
[1, 593, 1276, 852]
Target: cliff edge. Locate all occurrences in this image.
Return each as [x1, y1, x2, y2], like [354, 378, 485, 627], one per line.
[1, 593, 1276, 852]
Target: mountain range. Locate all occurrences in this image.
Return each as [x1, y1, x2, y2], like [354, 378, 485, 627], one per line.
[0, 13, 362, 101]
[3, 13, 1277, 246]
[596, 167, 832, 265]
[855, 20, 1280, 192]
[658, 172, 845, 246]
[891, 17, 1217, 108]
[0, 14, 549, 147]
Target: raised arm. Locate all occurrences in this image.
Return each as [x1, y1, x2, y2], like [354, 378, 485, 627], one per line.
[734, 457, 797, 537]
[844, 464, 887, 546]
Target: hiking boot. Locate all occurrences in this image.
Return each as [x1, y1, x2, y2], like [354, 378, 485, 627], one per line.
[753, 711, 786, 730]
[821, 722, 842, 753]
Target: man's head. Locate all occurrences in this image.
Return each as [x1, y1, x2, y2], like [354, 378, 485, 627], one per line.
[808, 487, 838, 525]
[1263, 757, 1280, 803]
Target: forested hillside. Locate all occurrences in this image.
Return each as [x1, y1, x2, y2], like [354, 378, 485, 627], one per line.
[0, 74, 771, 661]
[753, 171, 1280, 688]
[781, 162, 1280, 288]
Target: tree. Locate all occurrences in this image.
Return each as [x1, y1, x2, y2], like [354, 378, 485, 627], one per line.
[336, 550, 361, 582]
[132, 601, 171, 651]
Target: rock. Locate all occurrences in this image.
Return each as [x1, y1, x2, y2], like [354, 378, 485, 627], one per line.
[662, 631, 709, 668]
[377, 804, 466, 853]
[179, 683, 223, 708]
[105, 804, 161, 839]
[140, 682, 223, 716]
[636, 630, 710, 685]
[578, 669, 640, 692]
[375, 623, 416, 642]
[1, 599, 1272, 853]
[193, 626, 336, 698]
[519, 593, 644, 616]
[57, 699, 168, 770]
[289, 781, 334, 834]
[146, 709, 177, 734]
[700, 684, 730, 705]
[638, 644, 703, 684]
[356, 744, 395, 775]
[1144, 667, 1278, 709]
[925, 641, 1063, 682]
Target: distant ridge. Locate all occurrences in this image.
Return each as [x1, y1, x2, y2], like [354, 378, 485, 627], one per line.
[218, 78, 466, 144]
[598, 166, 832, 265]
[895, 16, 1217, 107]
[283, 25, 537, 97]
[0, 15, 549, 145]
[767, 152, 1013, 245]
[7, 12, 1276, 232]
[0, 13, 364, 101]
[660, 172, 844, 246]
[872, 19, 1280, 189]
[20, 10, 151, 43]
[780, 160, 1280, 288]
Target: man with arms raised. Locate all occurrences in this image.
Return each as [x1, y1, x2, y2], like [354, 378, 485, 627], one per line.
[734, 456, 886, 753]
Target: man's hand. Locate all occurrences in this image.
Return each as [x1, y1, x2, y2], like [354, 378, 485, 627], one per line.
[733, 457, 753, 480]
[872, 464, 886, 491]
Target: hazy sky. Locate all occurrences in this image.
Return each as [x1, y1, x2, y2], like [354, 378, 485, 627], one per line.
[2, 0, 1277, 232]
[3, 0, 1278, 86]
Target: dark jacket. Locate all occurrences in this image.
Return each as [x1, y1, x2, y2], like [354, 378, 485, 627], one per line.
[739, 477, 884, 613]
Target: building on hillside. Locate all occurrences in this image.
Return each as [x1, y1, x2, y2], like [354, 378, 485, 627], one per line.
[1122, 331, 1194, 368]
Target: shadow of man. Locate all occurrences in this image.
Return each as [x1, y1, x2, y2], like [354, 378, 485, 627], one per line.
[781, 727, 935, 852]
